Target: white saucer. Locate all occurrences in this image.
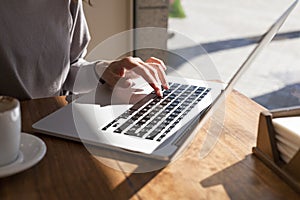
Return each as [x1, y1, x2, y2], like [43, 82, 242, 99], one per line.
[0, 133, 47, 178]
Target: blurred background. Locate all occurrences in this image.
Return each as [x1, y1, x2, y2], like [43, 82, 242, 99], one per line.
[84, 0, 300, 110]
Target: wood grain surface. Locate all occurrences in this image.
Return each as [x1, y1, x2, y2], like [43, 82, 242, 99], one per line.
[0, 91, 299, 200]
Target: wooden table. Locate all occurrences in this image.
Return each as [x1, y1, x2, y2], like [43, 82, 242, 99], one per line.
[0, 91, 299, 199]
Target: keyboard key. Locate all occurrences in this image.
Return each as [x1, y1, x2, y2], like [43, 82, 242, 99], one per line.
[146, 128, 163, 140]
[131, 93, 156, 111]
[102, 119, 117, 131]
[114, 128, 122, 133]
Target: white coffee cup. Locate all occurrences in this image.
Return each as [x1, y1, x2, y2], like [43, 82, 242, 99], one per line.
[0, 96, 21, 166]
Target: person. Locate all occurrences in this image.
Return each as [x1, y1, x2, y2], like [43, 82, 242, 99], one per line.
[0, 0, 168, 101]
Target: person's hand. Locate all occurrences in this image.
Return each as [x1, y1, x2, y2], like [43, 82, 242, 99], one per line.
[96, 56, 169, 97]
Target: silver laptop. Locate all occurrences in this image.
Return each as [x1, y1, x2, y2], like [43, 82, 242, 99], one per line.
[32, 0, 298, 161]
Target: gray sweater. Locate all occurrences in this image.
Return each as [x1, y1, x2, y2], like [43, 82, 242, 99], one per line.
[0, 0, 100, 100]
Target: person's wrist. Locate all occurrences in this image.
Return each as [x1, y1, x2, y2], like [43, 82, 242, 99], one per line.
[94, 61, 110, 84]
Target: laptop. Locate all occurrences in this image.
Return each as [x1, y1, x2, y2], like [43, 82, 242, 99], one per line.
[32, 0, 298, 161]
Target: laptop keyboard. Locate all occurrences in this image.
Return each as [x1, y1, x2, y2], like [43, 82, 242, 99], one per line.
[101, 82, 211, 142]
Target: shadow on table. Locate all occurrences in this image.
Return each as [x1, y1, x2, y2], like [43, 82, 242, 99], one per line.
[200, 154, 298, 199]
[252, 83, 300, 110]
[89, 146, 165, 199]
[112, 169, 161, 199]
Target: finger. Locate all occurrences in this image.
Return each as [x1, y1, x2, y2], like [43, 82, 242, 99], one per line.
[149, 63, 169, 90]
[136, 60, 162, 87]
[134, 63, 163, 97]
[121, 57, 163, 97]
[146, 57, 167, 71]
[146, 57, 169, 89]
[102, 70, 121, 88]
[101, 61, 128, 88]
[117, 77, 132, 88]
[109, 61, 126, 77]
[103, 71, 132, 89]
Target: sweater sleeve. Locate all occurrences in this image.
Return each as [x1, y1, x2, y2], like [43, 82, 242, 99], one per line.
[63, 0, 108, 93]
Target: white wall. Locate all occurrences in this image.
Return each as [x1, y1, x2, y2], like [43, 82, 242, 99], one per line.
[83, 0, 133, 53]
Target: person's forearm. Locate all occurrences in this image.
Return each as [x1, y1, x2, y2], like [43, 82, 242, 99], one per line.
[63, 59, 109, 94]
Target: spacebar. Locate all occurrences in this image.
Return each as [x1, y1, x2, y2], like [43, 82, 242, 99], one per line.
[131, 92, 157, 111]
